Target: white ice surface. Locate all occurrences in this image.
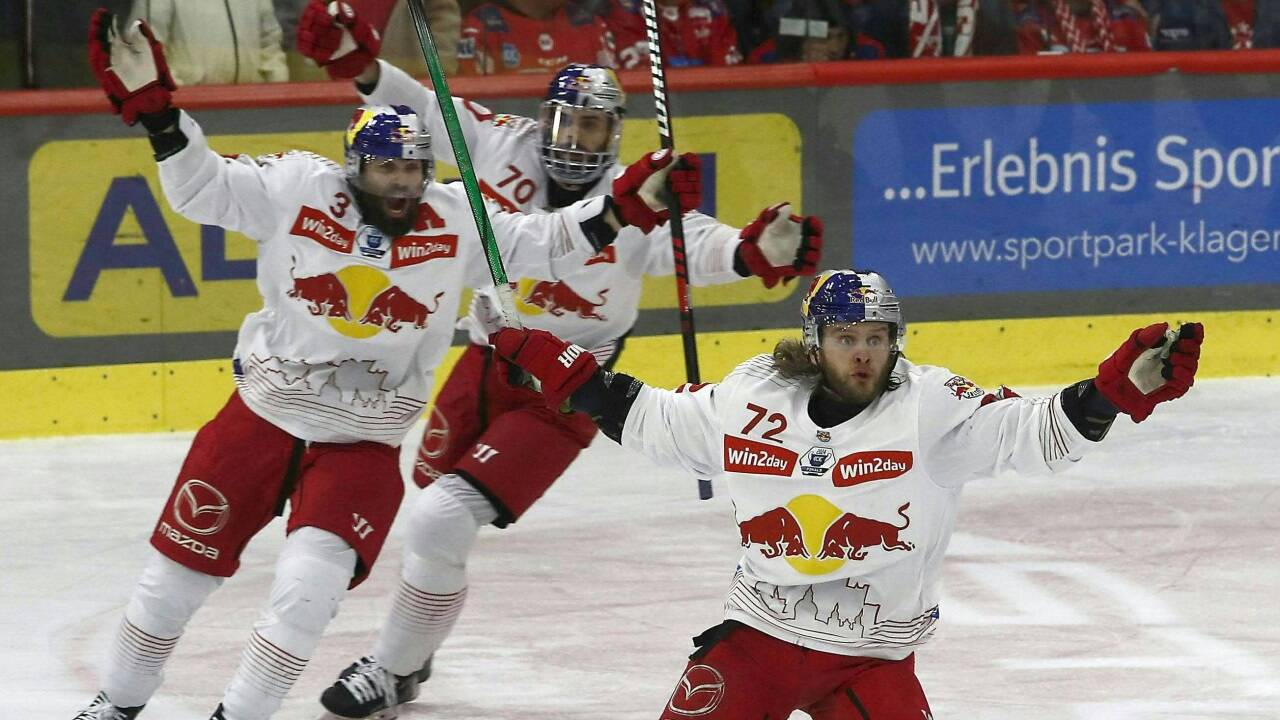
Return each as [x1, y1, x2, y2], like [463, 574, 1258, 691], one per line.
[4, 376, 1278, 719]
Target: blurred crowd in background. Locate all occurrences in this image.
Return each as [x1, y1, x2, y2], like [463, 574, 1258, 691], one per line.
[4, 0, 1279, 89]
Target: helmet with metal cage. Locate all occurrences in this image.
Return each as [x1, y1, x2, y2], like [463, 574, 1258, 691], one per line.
[343, 104, 434, 191]
[801, 270, 905, 352]
[538, 64, 626, 186]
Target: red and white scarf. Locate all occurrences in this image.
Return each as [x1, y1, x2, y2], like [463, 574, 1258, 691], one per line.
[1052, 0, 1116, 52]
[909, 0, 978, 57]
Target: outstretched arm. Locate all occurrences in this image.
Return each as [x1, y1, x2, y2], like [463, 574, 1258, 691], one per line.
[926, 322, 1203, 487]
[489, 328, 722, 476]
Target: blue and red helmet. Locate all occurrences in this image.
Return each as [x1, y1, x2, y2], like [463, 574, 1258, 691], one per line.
[539, 64, 626, 186]
[801, 270, 905, 351]
[343, 104, 434, 189]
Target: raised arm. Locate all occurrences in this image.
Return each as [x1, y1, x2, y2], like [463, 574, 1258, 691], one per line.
[88, 9, 286, 239]
[924, 322, 1203, 487]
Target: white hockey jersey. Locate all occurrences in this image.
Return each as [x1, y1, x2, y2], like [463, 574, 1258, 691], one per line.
[158, 111, 606, 445]
[362, 60, 744, 362]
[622, 354, 1092, 659]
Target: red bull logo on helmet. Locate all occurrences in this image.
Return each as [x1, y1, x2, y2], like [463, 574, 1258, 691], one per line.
[833, 450, 914, 487]
[723, 435, 799, 477]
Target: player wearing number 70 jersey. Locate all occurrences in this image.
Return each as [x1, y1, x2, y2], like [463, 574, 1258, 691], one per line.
[492, 269, 1204, 718]
[72, 7, 698, 720]
[296, 4, 823, 716]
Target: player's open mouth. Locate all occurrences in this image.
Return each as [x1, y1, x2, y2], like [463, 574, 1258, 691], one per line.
[385, 197, 411, 218]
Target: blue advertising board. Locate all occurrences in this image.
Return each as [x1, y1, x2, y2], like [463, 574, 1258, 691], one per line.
[853, 99, 1280, 296]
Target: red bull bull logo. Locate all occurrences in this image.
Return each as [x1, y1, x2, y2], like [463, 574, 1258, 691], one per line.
[287, 263, 444, 339]
[359, 287, 443, 332]
[833, 450, 913, 487]
[288, 271, 352, 320]
[723, 435, 799, 477]
[738, 495, 915, 575]
[521, 280, 609, 321]
[739, 507, 810, 559]
[817, 503, 914, 560]
[945, 375, 983, 399]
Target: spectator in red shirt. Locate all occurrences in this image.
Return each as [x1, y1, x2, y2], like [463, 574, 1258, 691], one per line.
[1013, 0, 1152, 52]
[605, 0, 744, 68]
[459, 0, 617, 75]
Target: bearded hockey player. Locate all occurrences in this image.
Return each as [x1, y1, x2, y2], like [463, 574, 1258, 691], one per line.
[491, 268, 1203, 719]
[73, 7, 699, 719]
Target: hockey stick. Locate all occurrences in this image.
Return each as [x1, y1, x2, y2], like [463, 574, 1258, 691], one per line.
[404, 0, 520, 327]
[640, 0, 712, 501]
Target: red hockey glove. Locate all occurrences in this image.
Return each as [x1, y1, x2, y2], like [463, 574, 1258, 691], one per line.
[611, 149, 701, 233]
[736, 203, 824, 289]
[489, 328, 599, 410]
[1095, 322, 1203, 423]
[88, 8, 176, 127]
[296, 0, 382, 79]
[979, 385, 1022, 406]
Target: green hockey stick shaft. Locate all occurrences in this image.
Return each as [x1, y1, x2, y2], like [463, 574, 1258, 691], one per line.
[404, 0, 520, 326]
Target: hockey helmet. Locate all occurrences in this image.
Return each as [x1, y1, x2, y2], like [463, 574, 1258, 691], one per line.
[343, 104, 434, 192]
[802, 270, 905, 352]
[538, 64, 626, 186]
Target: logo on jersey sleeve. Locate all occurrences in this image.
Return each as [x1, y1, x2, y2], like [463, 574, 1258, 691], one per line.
[723, 435, 798, 476]
[944, 375, 983, 399]
[833, 450, 913, 487]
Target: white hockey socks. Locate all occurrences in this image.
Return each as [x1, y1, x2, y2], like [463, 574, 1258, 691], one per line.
[220, 527, 356, 720]
[373, 476, 496, 677]
[103, 550, 222, 708]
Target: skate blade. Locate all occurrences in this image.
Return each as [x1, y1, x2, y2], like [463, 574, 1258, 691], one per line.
[314, 709, 400, 720]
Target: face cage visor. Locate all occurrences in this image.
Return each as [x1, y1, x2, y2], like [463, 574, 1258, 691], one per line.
[538, 102, 621, 186]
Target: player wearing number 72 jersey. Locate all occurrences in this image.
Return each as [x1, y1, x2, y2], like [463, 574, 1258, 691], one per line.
[492, 269, 1204, 719]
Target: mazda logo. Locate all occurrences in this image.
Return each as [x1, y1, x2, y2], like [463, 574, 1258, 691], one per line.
[173, 479, 230, 536]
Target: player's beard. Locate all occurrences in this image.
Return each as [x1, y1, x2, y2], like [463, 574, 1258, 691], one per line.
[356, 189, 417, 238]
[820, 354, 895, 407]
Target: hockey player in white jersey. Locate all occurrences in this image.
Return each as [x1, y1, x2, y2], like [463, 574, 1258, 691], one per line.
[73, 9, 700, 720]
[296, 4, 824, 717]
[491, 269, 1204, 719]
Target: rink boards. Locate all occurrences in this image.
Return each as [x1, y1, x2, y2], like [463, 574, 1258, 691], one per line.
[3, 55, 1279, 437]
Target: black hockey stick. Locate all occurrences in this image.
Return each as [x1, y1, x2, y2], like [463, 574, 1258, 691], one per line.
[640, 0, 712, 501]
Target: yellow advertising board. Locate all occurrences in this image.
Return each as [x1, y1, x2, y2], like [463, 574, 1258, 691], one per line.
[30, 114, 800, 339]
